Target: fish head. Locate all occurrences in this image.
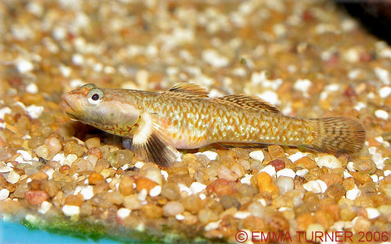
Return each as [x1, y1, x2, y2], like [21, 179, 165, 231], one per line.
[61, 84, 141, 136]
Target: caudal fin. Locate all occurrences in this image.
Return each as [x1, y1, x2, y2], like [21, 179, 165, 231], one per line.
[308, 116, 366, 155]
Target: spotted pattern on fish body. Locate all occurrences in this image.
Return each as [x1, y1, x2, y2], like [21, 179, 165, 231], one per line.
[61, 83, 366, 167]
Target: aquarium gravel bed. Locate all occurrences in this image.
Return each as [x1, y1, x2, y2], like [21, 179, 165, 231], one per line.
[1, 0, 391, 243]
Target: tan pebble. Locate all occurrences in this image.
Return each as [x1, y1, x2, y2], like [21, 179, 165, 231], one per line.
[294, 156, 317, 169]
[85, 137, 101, 149]
[100, 168, 114, 178]
[161, 182, 181, 200]
[87, 147, 103, 159]
[354, 195, 374, 208]
[353, 159, 377, 174]
[257, 172, 279, 195]
[64, 194, 84, 206]
[319, 173, 343, 186]
[268, 213, 290, 233]
[144, 167, 163, 185]
[34, 145, 49, 160]
[136, 178, 158, 193]
[88, 172, 105, 185]
[106, 191, 124, 205]
[206, 178, 235, 196]
[182, 212, 198, 225]
[217, 165, 238, 181]
[28, 179, 41, 190]
[182, 195, 204, 214]
[268, 145, 285, 159]
[30, 171, 48, 181]
[162, 201, 184, 217]
[325, 184, 345, 200]
[297, 212, 314, 231]
[59, 165, 70, 174]
[350, 171, 373, 184]
[25, 190, 48, 205]
[340, 207, 356, 221]
[45, 136, 62, 156]
[141, 204, 163, 219]
[123, 194, 142, 210]
[95, 159, 109, 173]
[353, 217, 371, 232]
[243, 215, 267, 231]
[118, 176, 134, 196]
[198, 208, 219, 224]
[314, 209, 334, 230]
[52, 191, 65, 208]
[42, 180, 59, 197]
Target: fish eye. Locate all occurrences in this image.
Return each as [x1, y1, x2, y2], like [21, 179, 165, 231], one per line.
[87, 89, 104, 105]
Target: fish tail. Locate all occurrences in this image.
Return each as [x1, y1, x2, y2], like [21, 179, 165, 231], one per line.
[307, 116, 366, 155]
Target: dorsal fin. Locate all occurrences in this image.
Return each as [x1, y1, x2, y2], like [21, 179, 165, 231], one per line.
[164, 83, 209, 98]
[212, 94, 281, 113]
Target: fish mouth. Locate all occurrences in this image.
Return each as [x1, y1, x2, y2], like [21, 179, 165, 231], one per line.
[60, 95, 80, 120]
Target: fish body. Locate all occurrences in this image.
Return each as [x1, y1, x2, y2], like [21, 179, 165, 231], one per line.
[61, 83, 366, 167]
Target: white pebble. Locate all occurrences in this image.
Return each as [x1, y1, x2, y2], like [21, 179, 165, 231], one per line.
[70, 79, 84, 88]
[384, 170, 391, 177]
[199, 193, 206, 200]
[354, 102, 366, 111]
[52, 153, 66, 165]
[26, 83, 38, 94]
[343, 170, 353, 179]
[346, 187, 361, 200]
[44, 168, 55, 180]
[17, 150, 32, 161]
[347, 162, 355, 172]
[26, 105, 44, 119]
[72, 53, 84, 66]
[0, 165, 13, 173]
[249, 150, 264, 162]
[52, 26, 67, 41]
[276, 176, 294, 194]
[137, 189, 147, 201]
[0, 189, 10, 200]
[190, 182, 206, 194]
[316, 155, 342, 169]
[149, 185, 162, 197]
[160, 170, 168, 180]
[234, 211, 251, 219]
[240, 174, 252, 185]
[296, 169, 308, 177]
[135, 161, 145, 169]
[257, 90, 280, 106]
[38, 201, 52, 214]
[366, 207, 380, 219]
[375, 110, 389, 120]
[175, 214, 185, 221]
[374, 67, 390, 85]
[293, 79, 312, 97]
[145, 167, 163, 185]
[288, 152, 306, 162]
[7, 170, 20, 184]
[370, 174, 379, 183]
[178, 183, 192, 196]
[204, 220, 221, 231]
[74, 186, 94, 200]
[379, 86, 391, 98]
[15, 58, 34, 73]
[117, 208, 131, 219]
[303, 180, 327, 193]
[260, 165, 276, 178]
[0, 107, 12, 120]
[62, 205, 80, 217]
[197, 151, 218, 161]
[276, 168, 295, 178]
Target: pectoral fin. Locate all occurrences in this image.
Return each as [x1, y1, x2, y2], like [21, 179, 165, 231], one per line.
[131, 113, 180, 167]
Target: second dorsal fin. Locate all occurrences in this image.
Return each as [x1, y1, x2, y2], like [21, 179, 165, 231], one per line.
[164, 83, 209, 98]
[212, 94, 281, 113]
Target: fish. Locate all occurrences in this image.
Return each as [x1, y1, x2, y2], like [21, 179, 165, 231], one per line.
[61, 83, 366, 167]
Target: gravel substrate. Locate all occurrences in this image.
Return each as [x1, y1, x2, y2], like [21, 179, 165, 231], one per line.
[1, 0, 391, 243]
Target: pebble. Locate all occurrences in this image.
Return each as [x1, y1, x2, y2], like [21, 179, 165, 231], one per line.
[25, 190, 48, 205]
[141, 204, 163, 219]
[260, 165, 276, 178]
[249, 150, 264, 162]
[198, 208, 219, 225]
[365, 207, 380, 219]
[118, 176, 134, 196]
[123, 195, 142, 210]
[74, 186, 93, 200]
[257, 172, 279, 195]
[64, 194, 84, 206]
[248, 202, 265, 218]
[7, 170, 21, 184]
[149, 185, 161, 197]
[190, 182, 206, 195]
[182, 195, 204, 214]
[267, 159, 285, 171]
[107, 191, 124, 205]
[162, 201, 184, 217]
[302, 180, 328, 193]
[268, 145, 286, 158]
[276, 168, 295, 178]
[136, 178, 159, 193]
[220, 195, 241, 210]
[144, 167, 163, 185]
[375, 109, 389, 120]
[38, 201, 52, 214]
[217, 165, 238, 181]
[346, 187, 361, 201]
[197, 151, 218, 161]
[276, 176, 294, 194]
[88, 173, 105, 185]
[62, 205, 80, 217]
[206, 178, 234, 196]
[0, 189, 10, 200]
[85, 137, 101, 149]
[294, 156, 317, 169]
[117, 208, 131, 219]
[316, 155, 342, 169]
